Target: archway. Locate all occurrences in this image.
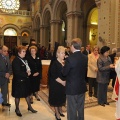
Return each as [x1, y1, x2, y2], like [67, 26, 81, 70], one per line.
[4, 28, 17, 50]
[87, 8, 98, 48]
[43, 10, 51, 49]
[21, 31, 30, 46]
[36, 17, 40, 44]
[55, 1, 67, 46]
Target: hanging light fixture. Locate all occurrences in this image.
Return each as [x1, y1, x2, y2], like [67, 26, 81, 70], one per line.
[0, 0, 20, 13]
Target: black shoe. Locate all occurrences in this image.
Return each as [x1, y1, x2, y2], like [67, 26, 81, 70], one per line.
[99, 103, 105, 107]
[2, 103, 11, 107]
[55, 114, 61, 120]
[36, 98, 40, 101]
[59, 112, 65, 117]
[28, 107, 37, 113]
[15, 109, 22, 117]
[104, 102, 109, 105]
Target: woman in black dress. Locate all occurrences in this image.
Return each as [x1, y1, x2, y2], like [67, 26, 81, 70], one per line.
[27, 46, 42, 103]
[12, 45, 37, 117]
[48, 46, 66, 120]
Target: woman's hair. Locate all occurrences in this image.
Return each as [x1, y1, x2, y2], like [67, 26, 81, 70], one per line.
[17, 45, 26, 53]
[29, 46, 37, 52]
[93, 45, 99, 51]
[56, 46, 65, 57]
[100, 46, 110, 54]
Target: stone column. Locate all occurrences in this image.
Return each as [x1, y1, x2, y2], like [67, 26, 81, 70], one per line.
[66, 11, 82, 45]
[50, 20, 62, 49]
[95, 0, 116, 48]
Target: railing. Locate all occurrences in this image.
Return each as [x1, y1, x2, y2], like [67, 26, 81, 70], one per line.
[0, 10, 32, 16]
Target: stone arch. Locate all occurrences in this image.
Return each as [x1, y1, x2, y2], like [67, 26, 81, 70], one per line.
[1, 24, 20, 35]
[79, 0, 96, 46]
[42, 4, 52, 48]
[34, 12, 42, 44]
[53, 0, 67, 20]
[52, 0, 68, 45]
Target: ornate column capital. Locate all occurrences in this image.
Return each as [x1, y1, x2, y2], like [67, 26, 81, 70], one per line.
[50, 20, 63, 24]
[95, 0, 101, 9]
[66, 11, 83, 19]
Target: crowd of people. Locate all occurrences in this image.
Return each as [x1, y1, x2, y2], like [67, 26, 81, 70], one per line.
[0, 38, 120, 120]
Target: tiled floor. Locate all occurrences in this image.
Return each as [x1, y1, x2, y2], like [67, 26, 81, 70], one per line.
[0, 78, 117, 120]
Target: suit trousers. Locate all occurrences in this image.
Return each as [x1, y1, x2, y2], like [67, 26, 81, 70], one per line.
[0, 81, 8, 104]
[67, 93, 85, 120]
[98, 83, 108, 104]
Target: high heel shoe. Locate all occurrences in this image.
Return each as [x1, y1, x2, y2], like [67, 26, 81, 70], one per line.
[28, 107, 37, 113]
[59, 112, 65, 117]
[15, 109, 22, 117]
[55, 113, 61, 120]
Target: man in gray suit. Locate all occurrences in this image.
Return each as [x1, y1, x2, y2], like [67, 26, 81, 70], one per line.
[0, 45, 11, 106]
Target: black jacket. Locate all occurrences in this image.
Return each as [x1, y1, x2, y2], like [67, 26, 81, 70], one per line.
[62, 51, 88, 95]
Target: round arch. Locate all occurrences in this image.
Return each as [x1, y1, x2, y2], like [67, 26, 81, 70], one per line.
[1, 24, 20, 35]
[53, 0, 67, 45]
[42, 4, 52, 48]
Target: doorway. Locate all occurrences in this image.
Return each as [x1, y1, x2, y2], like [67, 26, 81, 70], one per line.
[4, 28, 17, 50]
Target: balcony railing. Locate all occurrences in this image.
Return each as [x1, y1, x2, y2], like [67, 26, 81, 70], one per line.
[0, 10, 32, 16]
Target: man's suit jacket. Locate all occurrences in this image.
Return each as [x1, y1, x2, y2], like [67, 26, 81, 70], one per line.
[82, 49, 91, 56]
[62, 51, 88, 95]
[0, 54, 11, 85]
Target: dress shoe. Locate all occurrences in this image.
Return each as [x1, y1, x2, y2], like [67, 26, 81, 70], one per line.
[55, 114, 61, 120]
[59, 112, 65, 117]
[2, 103, 11, 107]
[104, 102, 109, 105]
[28, 107, 37, 113]
[36, 98, 40, 101]
[99, 103, 105, 107]
[15, 109, 22, 117]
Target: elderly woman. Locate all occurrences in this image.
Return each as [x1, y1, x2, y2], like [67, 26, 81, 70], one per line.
[48, 46, 66, 120]
[97, 46, 115, 106]
[87, 46, 99, 100]
[27, 46, 42, 103]
[12, 45, 37, 117]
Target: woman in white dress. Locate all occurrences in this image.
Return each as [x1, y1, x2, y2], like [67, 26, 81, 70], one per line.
[112, 57, 120, 120]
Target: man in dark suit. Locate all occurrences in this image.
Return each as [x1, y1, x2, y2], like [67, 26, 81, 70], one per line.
[0, 45, 11, 106]
[62, 38, 88, 120]
[82, 44, 91, 56]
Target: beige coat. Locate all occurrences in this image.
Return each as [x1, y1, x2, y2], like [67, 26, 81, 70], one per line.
[87, 53, 99, 78]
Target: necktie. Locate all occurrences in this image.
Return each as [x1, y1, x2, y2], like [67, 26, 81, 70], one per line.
[2, 56, 8, 68]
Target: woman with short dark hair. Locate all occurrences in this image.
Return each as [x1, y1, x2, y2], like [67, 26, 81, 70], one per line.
[97, 46, 115, 106]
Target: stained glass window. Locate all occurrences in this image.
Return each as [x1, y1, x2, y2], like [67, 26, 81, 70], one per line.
[0, 0, 20, 13]
[4, 28, 17, 36]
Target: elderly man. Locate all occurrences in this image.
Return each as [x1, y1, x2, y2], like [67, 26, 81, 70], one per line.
[63, 38, 88, 120]
[0, 45, 11, 106]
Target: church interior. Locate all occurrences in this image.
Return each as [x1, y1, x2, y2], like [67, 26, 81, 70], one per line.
[0, 0, 119, 120]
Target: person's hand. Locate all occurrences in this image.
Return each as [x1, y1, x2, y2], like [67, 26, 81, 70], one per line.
[27, 70, 31, 76]
[61, 81, 66, 86]
[5, 73, 10, 79]
[33, 72, 39, 76]
[110, 64, 115, 68]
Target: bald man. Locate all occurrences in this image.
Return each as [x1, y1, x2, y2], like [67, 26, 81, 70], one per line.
[0, 46, 11, 106]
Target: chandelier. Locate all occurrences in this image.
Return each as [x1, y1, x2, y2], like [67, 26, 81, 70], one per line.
[0, 0, 20, 13]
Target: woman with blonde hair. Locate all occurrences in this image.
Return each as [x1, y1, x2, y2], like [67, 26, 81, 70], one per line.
[48, 46, 66, 120]
[87, 46, 99, 100]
